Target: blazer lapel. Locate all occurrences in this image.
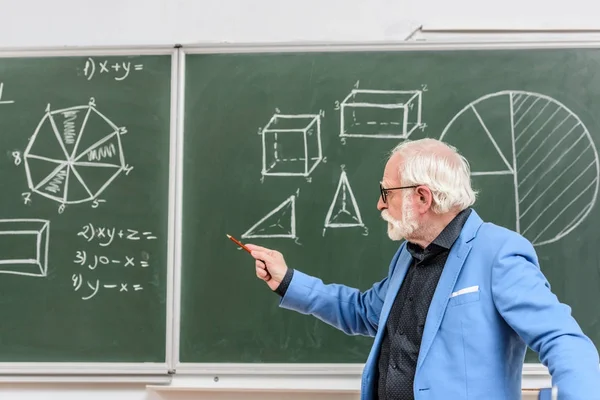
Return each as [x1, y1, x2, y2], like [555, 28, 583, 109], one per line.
[415, 210, 482, 371]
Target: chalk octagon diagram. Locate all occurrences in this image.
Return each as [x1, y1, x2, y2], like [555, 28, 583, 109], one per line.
[23, 101, 127, 205]
[440, 90, 599, 246]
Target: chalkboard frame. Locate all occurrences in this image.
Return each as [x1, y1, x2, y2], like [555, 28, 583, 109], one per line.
[2, 39, 597, 384]
[0, 46, 179, 381]
[174, 39, 600, 387]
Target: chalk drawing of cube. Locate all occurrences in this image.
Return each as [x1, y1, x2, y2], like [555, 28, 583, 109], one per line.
[0, 219, 50, 277]
[340, 89, 422, 139]
[261, 114, 323, 177]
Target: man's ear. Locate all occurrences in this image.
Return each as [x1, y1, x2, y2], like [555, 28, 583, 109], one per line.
[415, 186, 433, 213]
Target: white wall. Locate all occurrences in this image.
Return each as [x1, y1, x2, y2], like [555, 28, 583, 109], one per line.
[409, 0, 600, 31]
[0, 0, 595, 398]
[0, 0, 419, 48]
[2, 0, 600, 49]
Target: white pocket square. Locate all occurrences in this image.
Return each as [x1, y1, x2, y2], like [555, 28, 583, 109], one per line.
[450, 285, 479, 298]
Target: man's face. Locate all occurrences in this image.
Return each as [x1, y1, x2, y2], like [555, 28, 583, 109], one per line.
[377, 154, 419, 241]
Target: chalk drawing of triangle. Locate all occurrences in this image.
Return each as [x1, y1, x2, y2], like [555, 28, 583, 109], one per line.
[324, 170, 364, 228]
[241, 195, 296, 239]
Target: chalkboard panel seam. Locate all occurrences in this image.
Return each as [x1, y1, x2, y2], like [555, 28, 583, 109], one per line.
[163, 47, 183, 372]
[170, 47, 186, 373]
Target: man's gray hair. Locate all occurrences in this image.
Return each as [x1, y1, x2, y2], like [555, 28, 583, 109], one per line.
[390, 138, 477, 214]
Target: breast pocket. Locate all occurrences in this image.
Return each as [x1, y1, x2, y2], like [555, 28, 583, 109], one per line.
[448, 288, 480, 307]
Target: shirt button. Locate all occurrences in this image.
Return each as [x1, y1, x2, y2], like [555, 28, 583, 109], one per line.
[400, 330, 404, 335]
[409, 296, 413, 301]
[392, 364, 398, 369]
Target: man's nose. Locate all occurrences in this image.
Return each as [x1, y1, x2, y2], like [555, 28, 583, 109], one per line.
[377, 196, 386, 211]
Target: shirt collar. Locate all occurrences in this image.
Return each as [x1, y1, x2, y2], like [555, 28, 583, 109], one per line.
[430, 207, 472, 249]
[406, 208, 472, 262]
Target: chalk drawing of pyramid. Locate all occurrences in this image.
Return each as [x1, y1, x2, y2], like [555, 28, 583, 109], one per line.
[241, 195, 297, 239]
[324, 169, 364, 231]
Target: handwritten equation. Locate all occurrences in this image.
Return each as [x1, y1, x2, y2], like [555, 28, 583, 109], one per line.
[73, 224, 158, 300]
[72, 274, 144, 301]
[77, 224, 157, 246]
[82, 57, 144, 81]
[74, 250, 150, 270]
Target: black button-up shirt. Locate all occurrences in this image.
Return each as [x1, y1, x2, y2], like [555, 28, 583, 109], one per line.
[376, 208, 471, 400]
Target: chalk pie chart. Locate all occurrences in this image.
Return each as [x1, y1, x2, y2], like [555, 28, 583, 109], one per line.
[440, 90, 599, 246]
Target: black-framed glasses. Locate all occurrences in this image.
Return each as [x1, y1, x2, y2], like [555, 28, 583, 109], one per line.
[380, 183, 419, 203]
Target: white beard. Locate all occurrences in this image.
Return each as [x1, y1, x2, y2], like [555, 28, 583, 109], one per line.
[381, 201, 419, 241]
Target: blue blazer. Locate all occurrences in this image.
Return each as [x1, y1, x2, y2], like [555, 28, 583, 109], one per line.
[279, 209, 600, 399]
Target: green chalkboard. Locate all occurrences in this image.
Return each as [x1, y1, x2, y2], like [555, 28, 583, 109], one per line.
[180, 46, 600, 364]
[0, 52, 173, 364]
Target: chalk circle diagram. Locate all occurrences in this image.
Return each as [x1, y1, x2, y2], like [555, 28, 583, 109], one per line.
[440, 90, 599, 246]
[23, 98, 128, 208]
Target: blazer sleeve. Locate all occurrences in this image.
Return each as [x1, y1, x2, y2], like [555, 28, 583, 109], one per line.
[491, 234, 600, 399]
[278, 244, 405, 337]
